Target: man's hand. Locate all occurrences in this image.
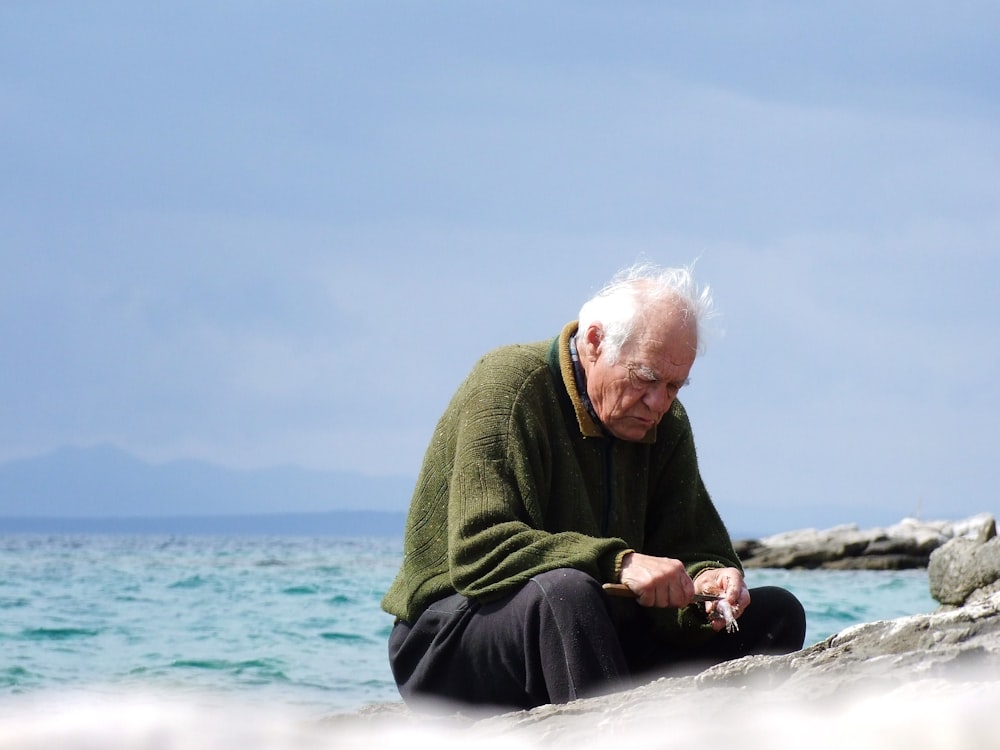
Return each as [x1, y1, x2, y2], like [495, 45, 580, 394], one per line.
[694, 567, 751, 632]
[619, 552, 695, 608]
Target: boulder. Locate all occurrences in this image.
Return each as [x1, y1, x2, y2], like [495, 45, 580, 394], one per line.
[738, 512, 996, 570]
[929, 533, 1000, 608]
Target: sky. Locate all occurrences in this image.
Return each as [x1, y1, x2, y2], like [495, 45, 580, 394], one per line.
[2, 1, 999, 532]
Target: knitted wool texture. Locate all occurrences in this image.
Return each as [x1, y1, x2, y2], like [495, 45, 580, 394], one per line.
[381, 322, 740, 638]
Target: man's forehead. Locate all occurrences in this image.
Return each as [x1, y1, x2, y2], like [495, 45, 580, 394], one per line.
[621, 340, 695, 374]
[625, 324, 697, 358]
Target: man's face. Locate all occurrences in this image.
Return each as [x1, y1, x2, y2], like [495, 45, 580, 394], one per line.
[582, 319, 697, 442]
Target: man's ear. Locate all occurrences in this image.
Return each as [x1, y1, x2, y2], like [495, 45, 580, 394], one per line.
[582, 324, 603, 361]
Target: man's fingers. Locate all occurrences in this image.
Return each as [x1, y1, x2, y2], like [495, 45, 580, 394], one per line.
[603, 581, 697, 608]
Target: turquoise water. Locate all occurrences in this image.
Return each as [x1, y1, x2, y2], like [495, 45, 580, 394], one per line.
[0, 535, 937, 718]
[745, 566, 938, 642]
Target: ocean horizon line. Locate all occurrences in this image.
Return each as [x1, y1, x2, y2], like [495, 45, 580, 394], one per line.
[0, 509, 408, 536]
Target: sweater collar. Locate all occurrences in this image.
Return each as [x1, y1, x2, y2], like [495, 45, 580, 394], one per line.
[552, 321, 604, 437]
[568, 334, 603, 428]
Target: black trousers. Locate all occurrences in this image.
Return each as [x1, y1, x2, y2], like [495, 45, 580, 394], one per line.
[388, 568, 806, 714]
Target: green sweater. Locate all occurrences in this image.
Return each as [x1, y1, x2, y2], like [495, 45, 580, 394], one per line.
[381, 322, 741, 639]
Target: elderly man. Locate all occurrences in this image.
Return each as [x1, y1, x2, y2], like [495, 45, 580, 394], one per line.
[382, 263, 805, 713]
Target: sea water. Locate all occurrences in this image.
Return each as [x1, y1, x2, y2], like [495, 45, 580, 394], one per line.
[0, 534, 944, 747]
[0, 534, 401, 716]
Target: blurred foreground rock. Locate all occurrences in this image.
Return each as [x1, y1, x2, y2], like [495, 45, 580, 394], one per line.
[349, 589, 1000, 749]
[734, 512, 996, 570]
[474, 592, 1000, 745]
[344, 512, 1000, 750]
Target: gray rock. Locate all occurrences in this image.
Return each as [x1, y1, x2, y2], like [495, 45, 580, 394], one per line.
[929, 535, 1000, 607]
[739, 513, 996, 570]
[822, 553, 929, 570]
[459, 592, 1000, 749]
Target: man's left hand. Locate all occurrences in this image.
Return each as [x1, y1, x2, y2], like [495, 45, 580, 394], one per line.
[694, 567, 750, 632]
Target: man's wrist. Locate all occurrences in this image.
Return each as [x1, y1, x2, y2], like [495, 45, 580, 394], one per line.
[615, 549, 635, 581]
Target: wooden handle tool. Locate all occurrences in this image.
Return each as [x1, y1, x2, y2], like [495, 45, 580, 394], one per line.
[602, 583, 721, 602]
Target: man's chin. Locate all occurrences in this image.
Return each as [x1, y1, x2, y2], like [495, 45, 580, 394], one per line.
[609, 420, 654, 442]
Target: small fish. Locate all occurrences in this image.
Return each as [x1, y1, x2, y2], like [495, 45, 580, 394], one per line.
[709, 598, 740, 634]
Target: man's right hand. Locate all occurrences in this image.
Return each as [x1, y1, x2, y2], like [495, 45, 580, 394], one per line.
[619, 551, 696, 608]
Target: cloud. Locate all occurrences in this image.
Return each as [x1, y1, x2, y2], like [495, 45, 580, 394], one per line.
[1, 2, 998, 527]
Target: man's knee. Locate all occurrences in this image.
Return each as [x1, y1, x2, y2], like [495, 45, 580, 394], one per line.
[529, 568, 604, 603]
[749, 585, 807, 652]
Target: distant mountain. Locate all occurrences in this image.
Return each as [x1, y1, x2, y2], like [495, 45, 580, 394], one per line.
[0, 444, 415, 520]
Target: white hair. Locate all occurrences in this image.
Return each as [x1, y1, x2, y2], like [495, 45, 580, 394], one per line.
[575, 262, 716, 362]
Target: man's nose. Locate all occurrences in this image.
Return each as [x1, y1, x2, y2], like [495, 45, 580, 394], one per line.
[643, 384, 674, 415]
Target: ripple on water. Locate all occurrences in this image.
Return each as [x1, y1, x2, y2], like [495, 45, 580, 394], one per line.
[0, 667, 33, 688]
[319, 632, 370, 644]
[20, 627, 101, 641]
[169, 658, 290, 682]
[167, 575, 207, 590]
[281, 585, 319, 596]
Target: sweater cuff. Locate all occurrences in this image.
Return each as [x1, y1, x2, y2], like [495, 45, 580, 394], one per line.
[688, 561, 724, 582]
[612, 548, 634, 582]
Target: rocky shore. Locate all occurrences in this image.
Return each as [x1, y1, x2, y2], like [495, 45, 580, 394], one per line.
[339, 513, 1000, 750]
[734, 512, 996, 570]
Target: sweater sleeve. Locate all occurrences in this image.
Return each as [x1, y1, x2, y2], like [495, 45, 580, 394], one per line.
[446, 356, 627, 601]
